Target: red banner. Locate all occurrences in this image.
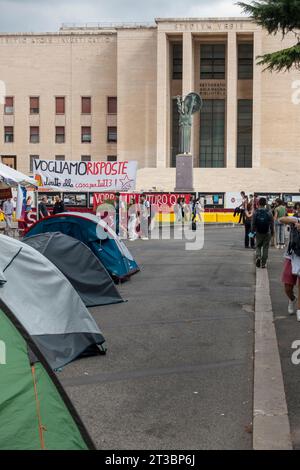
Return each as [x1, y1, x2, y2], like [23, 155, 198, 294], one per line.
[93, 192, 192, 212]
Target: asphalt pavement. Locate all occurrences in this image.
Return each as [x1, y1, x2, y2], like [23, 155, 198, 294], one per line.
[268, 250, 300, 449]
[58, 226, 255, 450]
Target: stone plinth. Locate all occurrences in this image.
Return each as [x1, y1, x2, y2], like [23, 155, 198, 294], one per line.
[175, 154, 194, 192]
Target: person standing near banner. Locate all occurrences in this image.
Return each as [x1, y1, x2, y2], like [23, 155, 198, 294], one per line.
[2, 198, 14, 236]
[52, 195, 65, 215]
[38, 196, 49, 219]
[140, 194, 150, 240]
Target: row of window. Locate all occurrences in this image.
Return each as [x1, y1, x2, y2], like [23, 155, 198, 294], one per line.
[2, 96, 117, 115]
[172, 43, 253, 80]
[171, 98, 253, 168]
[3, 126, 117, 144]
[0, 155, 117, 172]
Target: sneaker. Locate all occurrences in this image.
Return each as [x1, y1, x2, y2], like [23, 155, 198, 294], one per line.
[261, 263, 267, 269]
[297, 310, 300, 322]
[288, 298, 297, 315]
[256, 258, 261, 268]
[141, 237, 149, 240]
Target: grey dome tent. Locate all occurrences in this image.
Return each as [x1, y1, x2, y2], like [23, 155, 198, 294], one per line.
[24, 232, 124, 308]
[0, 235, 106, 370]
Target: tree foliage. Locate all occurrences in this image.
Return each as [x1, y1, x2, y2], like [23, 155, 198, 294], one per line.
[237, 0, 300, 71]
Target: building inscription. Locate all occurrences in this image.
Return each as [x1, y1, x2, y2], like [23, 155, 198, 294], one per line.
[174, 22, 246, 32]
[199, 81, 226, 99]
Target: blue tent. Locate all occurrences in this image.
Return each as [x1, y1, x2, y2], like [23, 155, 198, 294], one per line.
[24, 212, 139, 281]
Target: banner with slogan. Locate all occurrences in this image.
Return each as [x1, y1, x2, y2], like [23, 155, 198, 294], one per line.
[93, 192, 193, 212]
[33, 159, 138, 192]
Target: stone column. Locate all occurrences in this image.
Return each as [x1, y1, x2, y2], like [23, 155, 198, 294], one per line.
[252, 30, 262, 168]
[182, 32, 194, 97]
[156, 32, 169, 168]
[182, 32, 194, 156]
[226, 31, 237, 168]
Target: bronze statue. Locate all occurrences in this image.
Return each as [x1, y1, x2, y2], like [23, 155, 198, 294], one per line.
[176, 92, 202, 154]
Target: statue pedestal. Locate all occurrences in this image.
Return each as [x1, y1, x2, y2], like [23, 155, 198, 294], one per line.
[175, 154, 194, 192]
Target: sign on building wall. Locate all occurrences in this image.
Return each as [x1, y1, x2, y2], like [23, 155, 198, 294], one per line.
[33, 159, 138, 192]
[199, 81, 226, 99]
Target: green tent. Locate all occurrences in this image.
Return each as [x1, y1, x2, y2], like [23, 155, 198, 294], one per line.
[0, 300, 95, 450]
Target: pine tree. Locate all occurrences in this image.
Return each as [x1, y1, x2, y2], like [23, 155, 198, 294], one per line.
[238, 0, 300, 71]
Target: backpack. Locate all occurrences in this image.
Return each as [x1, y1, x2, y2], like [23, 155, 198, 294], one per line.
[255, 208, 271, 234]
[288, 223, 300, 256]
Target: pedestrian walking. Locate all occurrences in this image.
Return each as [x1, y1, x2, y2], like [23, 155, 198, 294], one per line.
[274, 198, 287, 249]
[279, 205, 300, 321]
[2, 198, 14, 236]
[238, 191, 248, 224]
[252, 197, 274, 268]
[244, 199, 255, 249]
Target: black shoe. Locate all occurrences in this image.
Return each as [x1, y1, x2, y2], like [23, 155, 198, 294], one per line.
[261, 264, 266, 269]
[256, 258, 261, 268]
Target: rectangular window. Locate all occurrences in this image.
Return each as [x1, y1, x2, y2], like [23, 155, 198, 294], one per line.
[55, 155, 65, 161]
[55, 126, 65, 143]
[81, 126, 91, 143]
[171, 98, 180, 167]
[107, 97, 117, 114]
[81, 155, 91, 162]
[82, 97, 91, 114]
[237, 99, 253, 168]
[1, 156, 16, 169]
[4, 126, 14, 143]
[4, 97, 14, 115]
[107, 126, 117, 143]
[199, 99, 225, 168]
[30, 97, 39, 114]
[30, 155, 39, 173]
[172, 44, 183, 80]
[30, 126, 39, 143]
[55, 97, 65, 114]
[238, 44, 253, 80]
[107, 155, 117, 162]
[200, 44, 225, 79]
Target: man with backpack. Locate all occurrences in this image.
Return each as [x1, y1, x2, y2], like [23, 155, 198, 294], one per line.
[279, 204, 300, 321]
[252, 197, 274, 269]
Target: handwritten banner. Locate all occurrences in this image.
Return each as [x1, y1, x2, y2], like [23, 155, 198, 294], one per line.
[34, 159, 138, 192]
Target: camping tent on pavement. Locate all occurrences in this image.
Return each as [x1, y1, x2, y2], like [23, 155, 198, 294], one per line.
[0, 235, 106, 370]
[0, 299, 95, 450]
[24, 212, 140, 280]
[24, 232, 124, 307]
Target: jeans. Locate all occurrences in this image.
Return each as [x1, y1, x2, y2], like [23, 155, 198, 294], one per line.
[256, 232, 272, 265]
[244, 219, 255, 248]
[275, 221, 285, 245]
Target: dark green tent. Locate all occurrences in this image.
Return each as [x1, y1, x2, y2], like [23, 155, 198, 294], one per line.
[0, 300, 95, 450]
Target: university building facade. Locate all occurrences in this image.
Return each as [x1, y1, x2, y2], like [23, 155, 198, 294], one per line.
[0, 17, 299, 193]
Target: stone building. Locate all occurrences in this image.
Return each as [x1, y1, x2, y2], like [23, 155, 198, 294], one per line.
[0, 17, 299, 193]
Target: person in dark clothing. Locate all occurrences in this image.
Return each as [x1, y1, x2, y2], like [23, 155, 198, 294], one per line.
[252, 197, 274, 268]
[38, 196, 49, 219]
[244, 200, 255, 249]
[52, 196, 65, 215]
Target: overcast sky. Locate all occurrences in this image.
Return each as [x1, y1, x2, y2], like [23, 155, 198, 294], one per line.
[0, 0, 245, 32]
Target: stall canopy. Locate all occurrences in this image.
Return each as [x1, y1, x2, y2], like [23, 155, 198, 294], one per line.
[0, 235, 106, 370]
[0, 162, 36, 188]
[24, 232, 124, 307]
[0, 299, 95, 450]
[24, 212, 140, 281]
